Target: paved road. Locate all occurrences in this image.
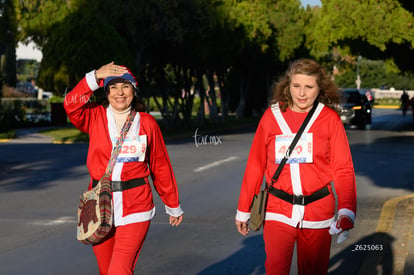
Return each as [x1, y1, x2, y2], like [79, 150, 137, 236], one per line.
[0, 108, 413, 274]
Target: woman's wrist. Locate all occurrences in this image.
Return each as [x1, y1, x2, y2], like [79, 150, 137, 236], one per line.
[85, 70, 100, 91]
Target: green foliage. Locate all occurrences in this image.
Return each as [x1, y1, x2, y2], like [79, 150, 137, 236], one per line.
[0, 130, 16, 139]
[10, 0, 414, 128]
[0, 99, 25, 132]
[270, 0, 306, 61]
[383, 72, 414, 90]
[48, 95, 65, 103]
[309, 0, 414, 74]
[313, 0, 414, 53]
[374, 97, 400, 106]
[227, 0, 305, 61]
[16, 59, 39, 82]
[14, 0, 71, 45]
[0, 0, 18, 89]
[334, 58, 414, 89]
[16, 0, 132, 95]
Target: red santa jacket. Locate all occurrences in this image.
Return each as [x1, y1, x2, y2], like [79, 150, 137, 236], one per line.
[236, 103, 356, 229]
[64, 72, 183, 226]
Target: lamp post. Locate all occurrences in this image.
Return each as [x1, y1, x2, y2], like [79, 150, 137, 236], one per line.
[356, 55, 362, 89]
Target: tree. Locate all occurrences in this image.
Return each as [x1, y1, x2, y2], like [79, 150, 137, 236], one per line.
[14, 0, 133, 95]
[226, 0, 306, 118]
[13, 0, 309, 126]
[0, 0, 17, 93]
[308, 0, 414, 72]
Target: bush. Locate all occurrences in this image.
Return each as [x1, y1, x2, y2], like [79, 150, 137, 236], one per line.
[373, 98, 400, 106]
[0, 100, 26, 133]
[0, 98, 51, 132]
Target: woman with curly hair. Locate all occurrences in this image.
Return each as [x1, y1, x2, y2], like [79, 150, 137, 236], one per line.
[235, 58, 356, 275]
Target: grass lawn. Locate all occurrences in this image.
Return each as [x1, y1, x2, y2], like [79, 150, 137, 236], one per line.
[0, 130, 16, 140]
[40, 126, 89, 143]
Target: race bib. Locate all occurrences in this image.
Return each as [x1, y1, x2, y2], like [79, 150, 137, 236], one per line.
[275, 133, 313, 164]
[116, 135, 147, 163]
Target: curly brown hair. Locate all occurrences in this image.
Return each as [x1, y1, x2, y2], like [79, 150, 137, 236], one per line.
[270, 58, 339, 112]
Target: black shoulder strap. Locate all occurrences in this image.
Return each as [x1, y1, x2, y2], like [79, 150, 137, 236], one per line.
[268, 100, 319, 188]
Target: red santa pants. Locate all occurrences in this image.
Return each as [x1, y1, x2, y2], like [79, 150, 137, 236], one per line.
[92, 221, 150, 275]
[263, 220, 331, 275]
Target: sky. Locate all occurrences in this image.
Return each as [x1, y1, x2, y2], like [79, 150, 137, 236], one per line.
[16, 41, 42, 62]
[17, 0, 321, 62]
[301, 0, 321, 7]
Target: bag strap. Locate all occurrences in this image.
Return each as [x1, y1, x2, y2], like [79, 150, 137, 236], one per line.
[105, 109, 137, 175]
[268, 99, 319, 188]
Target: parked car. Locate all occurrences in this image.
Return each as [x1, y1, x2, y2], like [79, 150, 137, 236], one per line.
[337, 88, 372, 130]
[40, 90, 53, 99]
[16, 81, 37, 97]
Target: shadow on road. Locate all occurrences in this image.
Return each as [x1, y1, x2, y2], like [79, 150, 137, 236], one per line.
[329, 232, 394, 275]
[196, 232, 394, 275]
[197, 234, 266, 275]
[0, 143, 89, 191]
[350, 133, 414, 191]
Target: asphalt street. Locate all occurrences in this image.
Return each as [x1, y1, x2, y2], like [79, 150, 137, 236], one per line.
[0, 108, 413, 275]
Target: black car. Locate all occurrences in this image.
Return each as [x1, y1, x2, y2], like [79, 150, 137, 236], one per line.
[337, 88, 372, 130]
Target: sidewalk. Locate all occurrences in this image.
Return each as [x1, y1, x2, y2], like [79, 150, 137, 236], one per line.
[1, 127, 54, 144]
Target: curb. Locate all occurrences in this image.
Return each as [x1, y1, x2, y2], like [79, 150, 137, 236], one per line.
[376, 194, 414, 275]
[373, 105, 400, 109]
[376, 194, 414, 232]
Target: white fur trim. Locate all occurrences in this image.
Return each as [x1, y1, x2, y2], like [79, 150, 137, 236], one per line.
[338, 208, 356, 223]
[116, 207, 156, 226]
[165, 205, 184, 217]
[85, 70, 100, 91]
[265, 212, 334, 229]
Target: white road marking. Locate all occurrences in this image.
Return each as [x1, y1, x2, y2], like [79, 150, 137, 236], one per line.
[194, 156, 239, 172]
[29, 216, 76, 226]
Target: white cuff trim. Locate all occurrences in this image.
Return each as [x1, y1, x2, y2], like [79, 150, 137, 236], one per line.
[85, 70, 100, 91]
[338, 208, 356, 223]
[165, 205, 184, 217]
[235, 210, 250, 222]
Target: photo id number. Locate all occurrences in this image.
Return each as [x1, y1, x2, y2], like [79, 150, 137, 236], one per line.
[352, 244, 384, 252]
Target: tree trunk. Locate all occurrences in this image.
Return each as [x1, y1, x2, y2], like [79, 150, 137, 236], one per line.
[206, 70, 219, 122]
[217, 72, 229, 120]
[236, 71, 249, 119]
[181, 67, 195, 129]
[196, 71, 206, 126]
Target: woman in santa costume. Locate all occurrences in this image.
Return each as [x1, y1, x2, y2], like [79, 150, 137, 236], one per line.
[235, 58, 356, 275]
[64, 62, 183, 275]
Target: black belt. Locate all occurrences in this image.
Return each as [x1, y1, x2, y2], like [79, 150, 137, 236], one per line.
[268, 186, 330, 206]
[92, 178, 147, 192]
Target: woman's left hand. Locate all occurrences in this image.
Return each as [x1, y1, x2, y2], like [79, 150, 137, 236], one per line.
[95, 62, 128, 81]
[169, 214, 183, 227]
[329, 215, 354, 235]
[235, 220, 249, 236]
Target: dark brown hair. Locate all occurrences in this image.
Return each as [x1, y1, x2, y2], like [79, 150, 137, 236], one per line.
[270, 58, 339, 112]
[102, 81, 146, 112]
